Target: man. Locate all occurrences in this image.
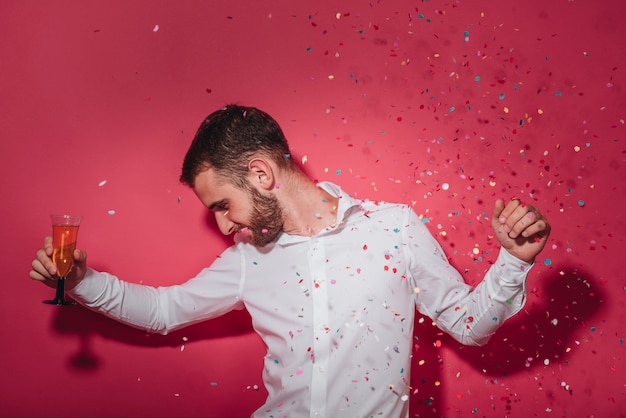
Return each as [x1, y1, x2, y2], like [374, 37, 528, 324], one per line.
[30, 104, 550, 417]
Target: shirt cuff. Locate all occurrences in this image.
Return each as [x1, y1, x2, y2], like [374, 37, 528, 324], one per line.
[494, 248, 534, 284]
[67, 268, 106, 303]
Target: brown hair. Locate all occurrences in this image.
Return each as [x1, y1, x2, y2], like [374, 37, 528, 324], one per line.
[180, 104, 296, 188]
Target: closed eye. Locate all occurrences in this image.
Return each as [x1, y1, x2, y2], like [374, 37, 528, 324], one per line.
[209, 199, 229, 212]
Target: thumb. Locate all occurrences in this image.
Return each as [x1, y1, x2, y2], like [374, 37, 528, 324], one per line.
[69, 249, 88, 288]
[74, 248, 86, 263]
[73, 249, 87, 271]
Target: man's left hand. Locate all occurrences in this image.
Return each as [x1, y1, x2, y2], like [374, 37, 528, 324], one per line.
[492, 198, 551, 263]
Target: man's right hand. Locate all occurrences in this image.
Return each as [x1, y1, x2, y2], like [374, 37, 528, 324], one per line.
[30, 236, 88, 291]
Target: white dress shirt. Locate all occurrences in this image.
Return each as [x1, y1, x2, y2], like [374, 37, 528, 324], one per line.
[70, 182, 531, 417]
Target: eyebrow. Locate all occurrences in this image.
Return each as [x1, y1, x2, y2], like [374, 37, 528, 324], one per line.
[208, 199, 227, 211]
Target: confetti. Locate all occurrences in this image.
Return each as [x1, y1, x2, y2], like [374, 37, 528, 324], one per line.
[11, 2, 621, 417]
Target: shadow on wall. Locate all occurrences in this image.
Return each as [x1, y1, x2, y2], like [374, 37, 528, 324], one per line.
[409, 264, 605, 416]
[50, 305, 254, 371]
[47, 263, 603, 415]
[454, 264, 605, 376]
[47, 205, 253, 371]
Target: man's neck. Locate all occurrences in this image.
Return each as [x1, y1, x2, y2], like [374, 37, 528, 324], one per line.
[277, 174, 339, 236]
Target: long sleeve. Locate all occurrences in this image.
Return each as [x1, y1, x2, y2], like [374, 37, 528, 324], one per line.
[67, 246, 245, 335]
[404, 208, 531, 346]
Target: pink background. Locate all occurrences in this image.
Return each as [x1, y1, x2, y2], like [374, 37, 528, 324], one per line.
[1, 0, 624, 416]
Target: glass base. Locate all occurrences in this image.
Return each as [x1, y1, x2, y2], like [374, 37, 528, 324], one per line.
[43, 276, 75, 306]
[43, 298, 76, 306]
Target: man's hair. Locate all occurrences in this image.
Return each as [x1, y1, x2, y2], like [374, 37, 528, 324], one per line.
[180, 104, 296, 188]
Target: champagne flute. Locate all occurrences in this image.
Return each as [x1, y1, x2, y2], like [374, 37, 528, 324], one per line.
[43, 214, 82, 306]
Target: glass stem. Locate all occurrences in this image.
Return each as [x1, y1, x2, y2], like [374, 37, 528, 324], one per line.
[55, 276, 66, 301]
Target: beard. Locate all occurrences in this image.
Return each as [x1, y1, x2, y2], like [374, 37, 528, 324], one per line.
[243, 186, 284, 247]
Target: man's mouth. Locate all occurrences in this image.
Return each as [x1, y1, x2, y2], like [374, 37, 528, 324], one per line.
[235, 226, 249, 234]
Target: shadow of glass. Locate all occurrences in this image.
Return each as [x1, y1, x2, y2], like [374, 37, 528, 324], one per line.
[51, 305, 255, 372]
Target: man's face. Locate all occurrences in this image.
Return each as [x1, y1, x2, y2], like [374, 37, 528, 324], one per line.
[192, 169, 284, 247]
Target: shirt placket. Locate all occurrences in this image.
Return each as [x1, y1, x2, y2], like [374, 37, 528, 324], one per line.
[307, 236, 329, 417]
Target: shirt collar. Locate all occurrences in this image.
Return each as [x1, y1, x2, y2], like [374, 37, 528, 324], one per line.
[275, 182, 363, 246]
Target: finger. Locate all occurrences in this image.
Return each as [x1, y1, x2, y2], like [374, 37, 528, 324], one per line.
[509, 205, 549, 238]
[30, 258, 50, 280]
[44, 236, 53, 256]
[36, 247, 57, 276]
[29, 263, 58, 289]
[492, 198, 506, 223]
[498, 198, 522, 224]
[505, 203, 535, 238]
[30, 258, 57, 285]
[29, 268, 54, 283]
[518, 216, 550, 239]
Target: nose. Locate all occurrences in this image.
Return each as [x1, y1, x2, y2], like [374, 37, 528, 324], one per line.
[214, 211, 236, 235]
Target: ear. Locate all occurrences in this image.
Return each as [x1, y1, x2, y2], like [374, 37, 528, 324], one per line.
[247, 158, 275, 191]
